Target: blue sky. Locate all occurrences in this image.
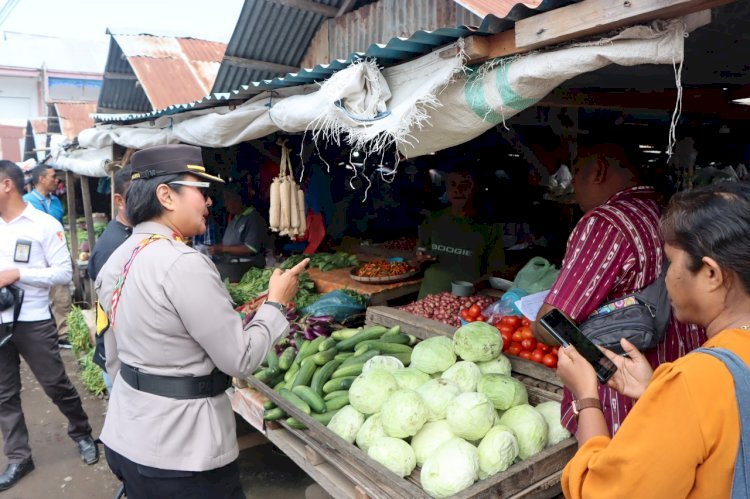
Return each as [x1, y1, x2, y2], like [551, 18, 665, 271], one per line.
[1, 0, 244, 42]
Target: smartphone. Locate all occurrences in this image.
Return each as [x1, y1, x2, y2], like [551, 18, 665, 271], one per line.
[540, 309, 617, 383]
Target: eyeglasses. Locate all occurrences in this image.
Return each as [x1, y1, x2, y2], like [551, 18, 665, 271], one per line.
[168, 181, 210, 200]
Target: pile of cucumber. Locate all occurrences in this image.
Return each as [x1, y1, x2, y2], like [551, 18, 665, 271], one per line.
[253, 324, 416, 429]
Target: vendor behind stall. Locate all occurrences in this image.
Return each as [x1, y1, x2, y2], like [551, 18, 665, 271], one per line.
[417, 170, 505, 298]
[208, 183, 268, 268]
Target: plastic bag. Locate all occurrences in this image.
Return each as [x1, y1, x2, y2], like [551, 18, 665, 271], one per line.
[512, 257, 559, 294]
[302, 290, 367, 322]
[482, 288, 528, 322]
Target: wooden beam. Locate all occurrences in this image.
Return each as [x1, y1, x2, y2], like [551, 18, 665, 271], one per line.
[65, 171, 81, 300]
[336, 0, 356, 16]
[104, 71, 137, 80]
[79, 176, 97, 306]
[515, 0, 734, 50]
[222, 55, 298, 75]
[271, 0, 338, 17]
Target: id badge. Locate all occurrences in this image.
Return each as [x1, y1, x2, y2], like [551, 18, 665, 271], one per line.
[14, 239, 31, 263]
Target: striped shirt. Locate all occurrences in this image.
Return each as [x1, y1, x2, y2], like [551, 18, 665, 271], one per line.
[546, 186, 706, 436]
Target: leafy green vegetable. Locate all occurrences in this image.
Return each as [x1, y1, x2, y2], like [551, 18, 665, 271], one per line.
[281, 252, 358, 272]
[226, 267, 320, 309]
[67, 306, 91, 360]
[80, 350, 107, 396]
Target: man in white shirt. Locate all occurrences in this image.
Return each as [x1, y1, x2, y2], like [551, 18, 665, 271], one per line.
[0, 161, 97, 492]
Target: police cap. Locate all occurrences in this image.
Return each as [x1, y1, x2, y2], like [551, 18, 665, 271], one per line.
[130, 144, 225, 184]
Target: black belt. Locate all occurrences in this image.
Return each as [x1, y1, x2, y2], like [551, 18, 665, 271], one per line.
[120, 364, 231, 400]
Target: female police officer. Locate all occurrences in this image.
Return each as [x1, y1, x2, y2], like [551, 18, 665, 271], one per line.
[95, 144, 308, 498]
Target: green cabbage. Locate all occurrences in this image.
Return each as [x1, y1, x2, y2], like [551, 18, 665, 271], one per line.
[497, 404, 548, 459]
[367, 437, 417, 478]
[477, 354, 512, 376]
[446, 392, 496, 441]
[355, 413, 388, 453]
[380, 389, 428, 438]
[534, 401, 572, 447]
[362, 355, 404, 373]
[477, 425, 519, 478]
[420, 438, 479, 498]
[348, 369, 398, 415]
[327, 405, 365, 444]
[392, 367, 430, 391]
[476, 373, 528, 410]
[411, 336, 456, 374]
[411, 420, 455, 467]
[417, 378, 461, 421]
[453, 322, 503, 362]
[440, 361, 481, 393]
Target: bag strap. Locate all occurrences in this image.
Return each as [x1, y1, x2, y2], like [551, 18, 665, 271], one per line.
[693, 347, 750, 498]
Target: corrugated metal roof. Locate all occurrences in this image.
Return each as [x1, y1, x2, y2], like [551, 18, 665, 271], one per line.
[454, 0, 543, 18]
[97, 33, 226, 114]
[95, 0, 576, 124]
[51, 102, 97, 140]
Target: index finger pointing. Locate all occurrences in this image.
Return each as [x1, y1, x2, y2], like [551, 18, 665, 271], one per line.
[288, 258, 310, 275]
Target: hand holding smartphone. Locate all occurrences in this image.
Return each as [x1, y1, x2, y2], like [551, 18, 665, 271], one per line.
[540, 309, 617, 383]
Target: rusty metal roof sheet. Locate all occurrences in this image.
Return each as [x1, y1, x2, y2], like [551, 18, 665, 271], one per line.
[51, 102, 97, 140]
[97, 33, 226, 114]
[454, 0, 543, 18]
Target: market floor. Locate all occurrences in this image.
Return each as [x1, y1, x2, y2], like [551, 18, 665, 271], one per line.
[0, 351, 329, 499]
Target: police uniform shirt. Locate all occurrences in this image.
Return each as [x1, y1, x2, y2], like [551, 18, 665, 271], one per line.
[95, 221, 288, 471]
[23, 188, 65, 224]
[0, 203, 72, 323]
[221, 206, 267, 268]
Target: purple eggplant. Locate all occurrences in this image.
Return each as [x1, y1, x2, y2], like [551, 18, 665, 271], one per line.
[310, 323, 330, 337]
[307, 315, 334, 324]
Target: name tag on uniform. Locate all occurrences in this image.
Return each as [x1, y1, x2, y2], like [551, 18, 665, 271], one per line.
[14, 239, 31, 263]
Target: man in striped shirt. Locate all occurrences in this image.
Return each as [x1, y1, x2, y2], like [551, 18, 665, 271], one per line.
[532, 143, 705, 436]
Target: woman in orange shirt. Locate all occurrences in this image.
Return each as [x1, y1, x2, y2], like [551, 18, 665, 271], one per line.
[558, 181, 750, 498]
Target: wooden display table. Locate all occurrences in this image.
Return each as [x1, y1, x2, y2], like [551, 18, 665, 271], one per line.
[306, 267, 421, 305]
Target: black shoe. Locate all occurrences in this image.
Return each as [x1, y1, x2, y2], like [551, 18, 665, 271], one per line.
[0, 458, 35, 491]
[58, 338, 72, 349]
[76, 436, 99, 465]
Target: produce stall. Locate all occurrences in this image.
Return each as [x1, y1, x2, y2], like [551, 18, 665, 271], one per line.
[306, 267, 422, 306]
[232, 304, 575, 499]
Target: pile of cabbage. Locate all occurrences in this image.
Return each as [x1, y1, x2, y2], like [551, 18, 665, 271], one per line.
[326, 322, 572, 498]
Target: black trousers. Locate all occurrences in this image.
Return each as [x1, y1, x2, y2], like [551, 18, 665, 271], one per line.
[0, 319, 92, 463]
[105, 446, 246, 499]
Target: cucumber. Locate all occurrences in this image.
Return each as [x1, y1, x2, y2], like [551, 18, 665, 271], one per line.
[278, 347, 296, 370]
[291, 357, 317, 389]
[273, 380, 286, 391]
[392, 352, 411, 366]
[331, 327, 362, 341]
[356, 334, 410, 351]
[325, 394, 350, 411]
[254, 367, 279, 384]
[292, 385, 327, 413]
[264, 407, 286, 421]
[356, 342, 413, 355]
[335, 326, 388, 351]
[285, 417, 307, 429]
[311, 359, 342, 396]
[304, 337, 327, 357]
[408, 334, 418, 346]
[283, 361, 300, 383]
[339, 349, 381, 368]
[318, 338, 337, 352]
[263, 399, 276, 411]
[331, 363, 364, 379]
[334, 352, 355, 362]
[310, 410, 339, 425]
[324, 390, 349, 401]
[265, 350, 280, 370]
[293, 340, 309, 363]
[383, 325, 401, 336]
[313, 347, 337, 366]
[322, 376, 357, 394]
[278, 388, 311, 414]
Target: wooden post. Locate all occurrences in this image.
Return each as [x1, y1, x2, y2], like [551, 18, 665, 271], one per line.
[111, 169, 116, 220]
[65, 171, 81, 300]
[79, 176, 97, 306]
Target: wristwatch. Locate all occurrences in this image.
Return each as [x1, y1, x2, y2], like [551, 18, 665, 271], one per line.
[572, 398, 602, 419]
[264, 301, 286, 313]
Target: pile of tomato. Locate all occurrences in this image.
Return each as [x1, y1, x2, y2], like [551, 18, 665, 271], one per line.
[492, 315, 559, 368]
[459, 303, 488, 323]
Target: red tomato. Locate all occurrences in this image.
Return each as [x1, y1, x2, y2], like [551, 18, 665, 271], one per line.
[537, 343, 551, 353]
[465, 317, 475, 323]
[476, 314, 487, 322]
[521, 317, 531, 327]
[518, 326, 534, 340]
[520, 338, 537, 352]
[498, 324, 514, 336]
[542, 353, 558, 368]
[519, 351, 533, 360]
[500, 315, 521, 329]
[460, 309, 471, 320]
[511, 330, 524, 343]
[508, 342, 522, 356]
[531, 349, 545, 363]
[501, 331, 512, 350]
[551, 346, 560, 355]
[468, 304, 482, 318]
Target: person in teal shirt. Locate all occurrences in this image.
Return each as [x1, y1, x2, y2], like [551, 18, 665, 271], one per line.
[23, 165, 64, 223]
[417, 170, 505, 298]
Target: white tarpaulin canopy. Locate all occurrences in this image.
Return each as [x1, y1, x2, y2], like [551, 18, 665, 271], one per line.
[79, 19, 686, 160]
[48, 135, 113, 177]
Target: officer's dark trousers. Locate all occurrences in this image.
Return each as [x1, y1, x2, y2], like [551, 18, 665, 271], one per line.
[105, 446, 246, 499]
[0, 319, 92, 463]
